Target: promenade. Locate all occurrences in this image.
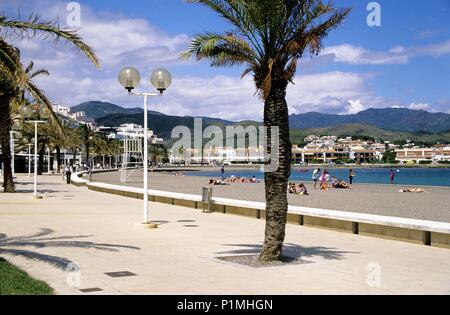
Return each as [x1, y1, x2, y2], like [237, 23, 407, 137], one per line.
[1, 175, 450, 295]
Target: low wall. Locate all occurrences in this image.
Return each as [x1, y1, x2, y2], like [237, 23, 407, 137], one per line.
[73, 172, 450, 249]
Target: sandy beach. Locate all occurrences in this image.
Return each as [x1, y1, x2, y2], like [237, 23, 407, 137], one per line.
[91, 170, 450, 223]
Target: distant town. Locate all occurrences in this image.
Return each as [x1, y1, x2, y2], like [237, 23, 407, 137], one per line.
[7, 103, 447, 171]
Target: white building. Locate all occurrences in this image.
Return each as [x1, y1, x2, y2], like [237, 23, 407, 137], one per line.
[169, 146, 265, 165]
[101, 124, 163, 145]
[52, 104, 92, 125]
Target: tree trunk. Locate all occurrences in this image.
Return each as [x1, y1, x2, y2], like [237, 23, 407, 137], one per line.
[86, 143, 90, 166]
[38, 143, 45, 175]
[0, 95, 15, 192]
[259, 79, 292, 262]
[73, 149, 77, 166]
[56, 146, 61, 173]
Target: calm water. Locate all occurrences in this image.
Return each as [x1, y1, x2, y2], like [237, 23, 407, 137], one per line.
[189, 168, 450, 187]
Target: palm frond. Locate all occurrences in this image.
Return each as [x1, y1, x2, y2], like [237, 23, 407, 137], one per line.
[0, 13, 100, 68]
[24, 80, 64, 135]
[182, 32, 259, 67]
[184, 0, 351, 99]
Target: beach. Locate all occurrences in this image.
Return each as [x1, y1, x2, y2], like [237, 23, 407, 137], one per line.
[92, 170, 450, 223]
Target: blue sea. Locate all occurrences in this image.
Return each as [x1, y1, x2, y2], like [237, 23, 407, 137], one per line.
[188, 168, 450, 187]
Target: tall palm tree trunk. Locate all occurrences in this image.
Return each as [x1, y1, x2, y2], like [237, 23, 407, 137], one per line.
[38, 143, 45, 175]
[86, 144, 90, 167]
[72, 149, 77, 166]
[259, 79, 292, 262]
[0, 94, 15, 192]
[56, 146, 61, 173]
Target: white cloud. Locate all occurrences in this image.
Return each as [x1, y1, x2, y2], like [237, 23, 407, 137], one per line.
[321, 44, 409, 65]
[10, 0, 191, 78]
[287, 72, 382, 115]
[415, 40, 450, 57]
[409, 103, 430, 111]
[321, 40, 450, 65]
[348, 100, 365, 114]
[32, 70, 381, 120]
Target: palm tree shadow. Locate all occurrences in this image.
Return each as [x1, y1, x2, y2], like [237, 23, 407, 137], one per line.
[218, 243, 359, 261]
[0, 228, 140, 270]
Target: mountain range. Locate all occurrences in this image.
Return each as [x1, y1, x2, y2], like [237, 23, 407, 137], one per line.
[289, 108, 450, 133]
[70, 101, 450, 144]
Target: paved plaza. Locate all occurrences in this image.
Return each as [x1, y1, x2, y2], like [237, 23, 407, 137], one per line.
[1, 175, 450, 295]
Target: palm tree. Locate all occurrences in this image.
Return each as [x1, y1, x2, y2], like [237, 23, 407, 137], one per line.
[149, 144, 168, 166]
[78, 124, 96, 166]
[184, 0, 350, 262]
[0, 13, 99, 192]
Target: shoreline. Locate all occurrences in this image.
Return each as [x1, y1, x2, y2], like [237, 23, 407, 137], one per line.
[157, 164, 450, 171]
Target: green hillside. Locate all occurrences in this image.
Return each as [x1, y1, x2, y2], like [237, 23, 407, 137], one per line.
[290, 124, 450, 146]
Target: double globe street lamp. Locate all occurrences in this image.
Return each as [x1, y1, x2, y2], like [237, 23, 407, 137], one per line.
[118, 67, 172, 227]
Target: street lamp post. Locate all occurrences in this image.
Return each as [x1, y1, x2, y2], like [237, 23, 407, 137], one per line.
[10, 131, 15, 178]
[28, 144, 33, 177]
[118, 67, 172, 226]
[19, 104, 48, 199]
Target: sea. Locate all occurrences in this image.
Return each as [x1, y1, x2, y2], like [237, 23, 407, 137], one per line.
[188, 168, 450, 187]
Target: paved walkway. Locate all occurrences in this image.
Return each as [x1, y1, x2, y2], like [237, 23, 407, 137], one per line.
[1, 175, 450, 295]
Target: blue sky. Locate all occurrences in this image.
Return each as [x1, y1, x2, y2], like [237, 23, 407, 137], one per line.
[2, 0, 450, 120]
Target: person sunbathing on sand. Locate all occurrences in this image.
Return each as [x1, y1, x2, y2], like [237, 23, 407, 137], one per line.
[209, 179, 228, 186]
[288, 183, 309, 195]
[399, 188, 426, 193]
[296, 183, 309, 196]
[335, 179, 352, 189]
[288, 183, 297, 194]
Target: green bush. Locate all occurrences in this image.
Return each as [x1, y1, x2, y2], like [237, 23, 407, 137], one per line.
[419, 160, 433, 165]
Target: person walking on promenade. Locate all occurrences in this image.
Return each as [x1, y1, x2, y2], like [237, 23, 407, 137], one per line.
[390, 169, 396, 185]
[221, 164, 225, 181]
[65, 165, 72, 185]
[312, 168, 322, 189]
[349, 169, 356, 186]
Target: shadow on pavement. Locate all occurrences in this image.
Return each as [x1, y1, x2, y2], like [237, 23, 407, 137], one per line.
[217, 243, 359, 261]
[0, 228, 141, 269]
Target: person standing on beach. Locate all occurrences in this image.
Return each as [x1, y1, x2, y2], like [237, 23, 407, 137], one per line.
[320, 170, 330, 190]
[312, 168, 322, 189]
[349, 169, 355, 185]
[221, 164, 225, 181]
[390, 169, 396, 185]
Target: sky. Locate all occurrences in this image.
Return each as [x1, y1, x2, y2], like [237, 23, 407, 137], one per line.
[1, 0, 450, 121]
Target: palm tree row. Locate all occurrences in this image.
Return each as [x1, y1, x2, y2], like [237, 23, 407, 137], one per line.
[0, 12, 99, 192]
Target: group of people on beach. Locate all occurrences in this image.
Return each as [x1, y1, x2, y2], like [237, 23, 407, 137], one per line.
[208, 175, 258, 186]
[312, 168, 354, 191]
